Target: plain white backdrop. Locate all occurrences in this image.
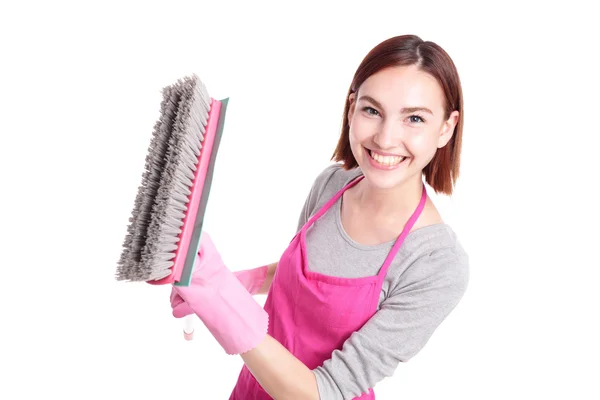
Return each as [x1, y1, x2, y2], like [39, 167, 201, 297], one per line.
[1, 0, 599, 399]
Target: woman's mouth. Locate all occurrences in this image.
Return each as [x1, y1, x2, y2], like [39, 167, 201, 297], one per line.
[365, 147, 408, 170]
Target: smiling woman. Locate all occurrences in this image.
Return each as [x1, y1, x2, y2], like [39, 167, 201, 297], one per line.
[170, 34, 469, 400]
[333, 38, 463, 197]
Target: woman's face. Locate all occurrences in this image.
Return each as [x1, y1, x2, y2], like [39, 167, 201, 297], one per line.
[347, 64, 458, 191]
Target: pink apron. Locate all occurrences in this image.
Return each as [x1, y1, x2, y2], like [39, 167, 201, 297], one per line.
[229, 174, 427, 399]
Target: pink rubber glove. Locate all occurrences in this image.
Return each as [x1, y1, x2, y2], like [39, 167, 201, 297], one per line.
[170, 232, 269, 355]
[170, 265, 268, 318]
[235, 265, 269, 295]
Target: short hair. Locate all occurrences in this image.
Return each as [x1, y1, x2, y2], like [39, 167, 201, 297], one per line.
[331, 35, 464, 195]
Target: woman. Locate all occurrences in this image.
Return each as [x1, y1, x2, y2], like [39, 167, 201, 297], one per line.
[171, 34, 470, 399]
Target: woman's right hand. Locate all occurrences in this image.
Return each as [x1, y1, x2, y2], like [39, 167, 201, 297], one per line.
[170, 262, 278, 319]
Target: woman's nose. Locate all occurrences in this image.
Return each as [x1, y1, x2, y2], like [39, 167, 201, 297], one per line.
[373, 121, 401, 149]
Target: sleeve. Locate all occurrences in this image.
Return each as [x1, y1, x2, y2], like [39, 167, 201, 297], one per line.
[296, 182, 319, 232]
[296, 163, 341, 232]
[312, 246, 470, 400]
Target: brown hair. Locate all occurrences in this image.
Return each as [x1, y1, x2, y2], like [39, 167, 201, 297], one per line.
[331, 34, 464, 195]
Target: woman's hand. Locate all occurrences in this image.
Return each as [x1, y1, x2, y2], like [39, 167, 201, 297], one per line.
[169, 232, 269, 355]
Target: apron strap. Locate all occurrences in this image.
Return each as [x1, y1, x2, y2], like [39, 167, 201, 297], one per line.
[301, 171, 427, 282]
[303, 174, 364, 229]
[378, 184, 427, 280]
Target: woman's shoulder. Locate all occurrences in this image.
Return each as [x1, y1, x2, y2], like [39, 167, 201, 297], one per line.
[403, 223, 468, 261]
[309, 162, 362, 202]
[392, 223, 470, 295]
[296, 163, 361, 230]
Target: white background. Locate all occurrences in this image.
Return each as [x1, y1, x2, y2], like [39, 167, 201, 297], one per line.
[1, 1, 599, 399]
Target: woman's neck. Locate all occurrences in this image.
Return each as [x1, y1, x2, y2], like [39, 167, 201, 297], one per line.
[351, 174, 425, 220]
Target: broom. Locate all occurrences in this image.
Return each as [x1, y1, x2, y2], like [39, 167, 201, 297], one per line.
[116, 73, 228, 335]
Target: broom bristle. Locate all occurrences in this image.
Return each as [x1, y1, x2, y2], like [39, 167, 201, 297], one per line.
[116, 82, 182, 281]
[116, 74, 211, 282]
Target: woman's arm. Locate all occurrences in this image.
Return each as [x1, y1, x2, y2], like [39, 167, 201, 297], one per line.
[241, 334, 320, 400]
[233, 262, 319, 399]
[239, 262, 319, 400]
[233, 262, 277, 295]
[239, 246, 469, 400]
[256, 262, 277, 294]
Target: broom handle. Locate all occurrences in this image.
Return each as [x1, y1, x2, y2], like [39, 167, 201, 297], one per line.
[183, 314, 195, 340]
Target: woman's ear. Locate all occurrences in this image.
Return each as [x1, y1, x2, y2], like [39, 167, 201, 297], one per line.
[437, 110, 459, 148]
[347, 92, 357, 124]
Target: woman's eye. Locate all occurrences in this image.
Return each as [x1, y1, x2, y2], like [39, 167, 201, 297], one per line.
[363, 106, 379, 116]
[408, 115, 425, 123]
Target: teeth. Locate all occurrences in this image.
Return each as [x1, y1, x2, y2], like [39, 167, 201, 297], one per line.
[370, 150, 405, 166]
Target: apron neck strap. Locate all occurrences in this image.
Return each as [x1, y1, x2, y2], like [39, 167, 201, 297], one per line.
[303, 174, 364, 229]
[302, 172, 428, 280]
[378, 183, 428, 279]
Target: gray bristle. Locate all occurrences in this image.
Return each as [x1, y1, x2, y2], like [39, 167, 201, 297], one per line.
[116, 74, 211, 282]
[116, 83, 182, 281]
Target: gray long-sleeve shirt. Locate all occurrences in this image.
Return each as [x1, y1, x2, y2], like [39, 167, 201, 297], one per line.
[297, 163, 470, 399]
